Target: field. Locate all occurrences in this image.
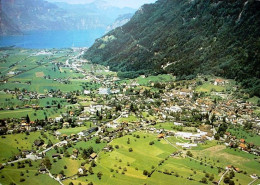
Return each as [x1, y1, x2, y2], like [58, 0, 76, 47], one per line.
[62, 131, 259, 185]
[227, 127, 260, 146]
[57, 125, 92, 136]
[191, 144, 260, 184]
[196, 82, 225, 92]
[45, 137, 106, 177]
[0, 160, 58, 185]
[0, 132, 58, 163]
[117, 115, 139, 123]
[136, 74, 175, 86]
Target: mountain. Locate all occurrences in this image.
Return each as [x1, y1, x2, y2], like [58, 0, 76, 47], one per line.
[2, 0, 69, 31]
[84, 0, 260, 96]
[54, 1, 135, 30]
[1, 0, 135, 33]
[106, 13, 133, 33]
[0, 6, 21, 36]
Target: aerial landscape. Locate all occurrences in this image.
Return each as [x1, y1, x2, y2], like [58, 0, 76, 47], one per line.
[0, 0, 259, 185]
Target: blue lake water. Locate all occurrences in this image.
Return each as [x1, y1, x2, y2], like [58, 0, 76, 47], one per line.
[0, 29, 105, 49]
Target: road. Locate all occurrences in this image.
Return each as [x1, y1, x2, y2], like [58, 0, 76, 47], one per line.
[218, 169, 230, 185]
[248, 178, 258, 185]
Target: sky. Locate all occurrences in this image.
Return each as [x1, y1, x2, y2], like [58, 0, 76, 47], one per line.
[47, 0, 157, 9]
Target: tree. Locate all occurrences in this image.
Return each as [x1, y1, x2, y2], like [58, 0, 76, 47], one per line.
[224, 176, 230, 183]
[42, 157, 52, 170]
[186, 151, 193, 157]
[128, 148, 133, 152]
[143, 170, 148, 176]
[97, 171, 103, 180]
[26, 114, 30, 123]
[89, 167, 94, 174]
[201, 177, 207, 184]
[95, 138, 101, 144]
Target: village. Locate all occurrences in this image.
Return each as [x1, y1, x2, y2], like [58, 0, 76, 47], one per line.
[0, 48, 259, 185]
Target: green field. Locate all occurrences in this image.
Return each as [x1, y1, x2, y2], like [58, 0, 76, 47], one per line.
[58, 125, 92, 136]
[196, 82, 225, 92]
[0, 160, 59, 185]
[136, 74, 175, 85]
[227, 128, 260, 146]
[45, 137, 106, 177]
[117, 115, 139, 123]
[0, 132, 59, 163]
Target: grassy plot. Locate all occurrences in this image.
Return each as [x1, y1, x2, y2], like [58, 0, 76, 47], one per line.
[58, 126, 91, 136]
[192, 145, 260, 182]
[0, 160, 59, 185]
[196, 82, 225, 92]
[117, 115, 139, 123]
[227, 128, 260, 146]
[136, 74, 175, 85]
[63, 132, 176, 185]
[156, 157, 219, 183]
[0, 132, 58, 163]
[45, 137, 106, 177]
[0, 107, 64, 120]
[247, 96, 260, 105]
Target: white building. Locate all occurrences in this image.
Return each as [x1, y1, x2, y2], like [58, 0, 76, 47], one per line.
[84, 90, 91, 95]
[165, 106, 182, 113]
[99, 88, 111, 95]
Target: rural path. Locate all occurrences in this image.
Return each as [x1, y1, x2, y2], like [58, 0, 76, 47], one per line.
[164, 137, 181, 151]
[248, 178, 258, 185]
[218, 169, 229, 185]
[46, 168, 64, 185]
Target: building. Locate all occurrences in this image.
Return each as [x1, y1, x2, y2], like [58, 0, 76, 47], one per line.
[99, 88, 111, 95]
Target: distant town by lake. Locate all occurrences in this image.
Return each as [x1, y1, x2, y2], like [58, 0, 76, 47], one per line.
[0, 29, 105, 49]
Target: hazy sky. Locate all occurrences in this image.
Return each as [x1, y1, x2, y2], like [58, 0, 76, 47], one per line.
[47, 0, 157, 9]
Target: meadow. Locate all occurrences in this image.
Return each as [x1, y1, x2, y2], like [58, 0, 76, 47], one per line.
[0, 160, 58, 185]
[0, 132, 59, 163]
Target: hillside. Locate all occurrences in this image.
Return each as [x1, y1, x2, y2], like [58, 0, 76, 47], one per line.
[84, 0, 260, 96]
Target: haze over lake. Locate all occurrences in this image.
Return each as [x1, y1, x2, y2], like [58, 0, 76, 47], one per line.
[0, 29, 105, 49]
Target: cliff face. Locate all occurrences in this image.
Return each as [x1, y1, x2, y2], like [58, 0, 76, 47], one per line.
[84, 0, 260, 96]
[106, 13, 133, 33]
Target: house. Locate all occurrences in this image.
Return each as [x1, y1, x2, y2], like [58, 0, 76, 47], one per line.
[63, 122, 70, 128]
[56, 174, 63, 181]
[39, 167, 47, 174]
[99, 88, 110, 95]
[214, 79, 226, 86]
[84, 90, 91, 95]
[52, 154, 61, 158]
[55, 117, 63, 122]
[34, 140, 44, 147]
[73, 149, 79, 157]
[239, 143, 247, 150]
[165, 106, 182, 113]
[90, 153, 97, 160]
[78, 167, 87, 175]
[157, 134, 165, 139]
[176, 142, 197, 149]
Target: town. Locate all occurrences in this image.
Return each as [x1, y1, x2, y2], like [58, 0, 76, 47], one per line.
[0, 48, 259, 185]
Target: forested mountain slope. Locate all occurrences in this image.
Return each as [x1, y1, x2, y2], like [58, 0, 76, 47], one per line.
[84, 0, 260, 96]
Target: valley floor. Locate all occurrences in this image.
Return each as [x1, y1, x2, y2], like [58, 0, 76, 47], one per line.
[0, 48, 259, 185]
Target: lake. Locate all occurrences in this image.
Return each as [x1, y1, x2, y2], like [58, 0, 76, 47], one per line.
[0, 29, 105, 49]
